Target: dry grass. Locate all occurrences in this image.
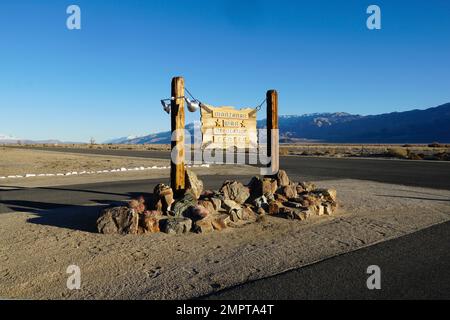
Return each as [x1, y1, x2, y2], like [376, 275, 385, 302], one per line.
[280, 143, 450, 161]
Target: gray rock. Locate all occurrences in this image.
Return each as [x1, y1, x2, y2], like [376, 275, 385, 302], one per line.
[161, 217, 192, 234]
[171, 191, 196, 217]
[220, 180, 250, 204]
[210, 197, 222, 211]
[97, 206, 139, 235]
[280, 207, 311, 221]
[222, 199, 243, 221]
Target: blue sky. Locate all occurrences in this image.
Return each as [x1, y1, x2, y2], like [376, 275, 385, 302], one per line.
[0, 0, 449, 142]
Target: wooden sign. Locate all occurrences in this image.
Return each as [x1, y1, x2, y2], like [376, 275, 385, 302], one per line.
[200, 105, 257, 149]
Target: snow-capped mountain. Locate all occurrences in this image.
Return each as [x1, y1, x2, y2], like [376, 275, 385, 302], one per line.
[103, 135, 146, 144]
[0, 134, 21, 144]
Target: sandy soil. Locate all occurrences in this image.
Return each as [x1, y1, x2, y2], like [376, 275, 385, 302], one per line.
[1, 179, 449, 299]
[0, 147, 169, 177]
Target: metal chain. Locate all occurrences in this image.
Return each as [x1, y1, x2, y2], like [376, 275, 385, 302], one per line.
[185, 87, 266, 111]
[255, 98, 266, 111]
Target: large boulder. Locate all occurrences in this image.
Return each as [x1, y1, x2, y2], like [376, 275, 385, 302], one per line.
[247, 176, 278, 198]
[220, 180, 250, 204]
[186, 170, 203, 199]
[273, 170, 290, 187]
[193, 217, 214, 233]
[280, 184, 298, 199]
[97, 206, 139, 235]
[161, 217, 192, 234]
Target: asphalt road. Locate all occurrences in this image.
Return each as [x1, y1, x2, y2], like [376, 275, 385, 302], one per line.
[0, 175, 246, 214]
[203, 221, 450, 300]
[2, 146, 450, 299]
[12, 146, 450, 190]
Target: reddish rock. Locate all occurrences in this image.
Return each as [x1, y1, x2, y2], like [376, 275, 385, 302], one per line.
[281, 184, 298, 199]
[211, 214, 230, 231]
[128, 196, 146, 214]
[153, 183, 174, 213]
[190, 205, 209, 220]
[143, 210, 162, 219]
[273, 170, 290, 187]
[262, 178, 278, 195]
[268, 201, 283, 215]
[143, 216, 160, 233]
[198, 200, 216, 214]
[194, 217, 214, 233]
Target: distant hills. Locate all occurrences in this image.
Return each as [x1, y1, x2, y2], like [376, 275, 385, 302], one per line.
[0, 134, 79, 145]
[106, 102, 450, 144]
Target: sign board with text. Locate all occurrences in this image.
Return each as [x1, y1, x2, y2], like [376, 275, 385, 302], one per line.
[200, 105, 257, 149]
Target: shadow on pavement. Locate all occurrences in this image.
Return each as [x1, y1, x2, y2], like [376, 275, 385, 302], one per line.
[0, 191, 154, 233]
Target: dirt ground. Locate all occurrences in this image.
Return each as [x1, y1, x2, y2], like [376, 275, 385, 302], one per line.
[1, 179, 449, 299]
[0, 147, 170, 177]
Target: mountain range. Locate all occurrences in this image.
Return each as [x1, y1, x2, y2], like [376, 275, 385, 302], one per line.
[0, 134, 76, 145]
[106, 102, 450, 144]
[2, 103, 449, 145]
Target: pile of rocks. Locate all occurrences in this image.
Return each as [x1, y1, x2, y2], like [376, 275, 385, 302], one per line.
[96, 169, 338, 235]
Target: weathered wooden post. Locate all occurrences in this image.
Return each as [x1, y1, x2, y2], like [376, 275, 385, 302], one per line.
[266, 90, 279, 174]
[171, 76, 185, 196]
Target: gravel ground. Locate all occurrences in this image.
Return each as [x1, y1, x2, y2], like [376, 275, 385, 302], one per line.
[1, 179, 449, 299]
